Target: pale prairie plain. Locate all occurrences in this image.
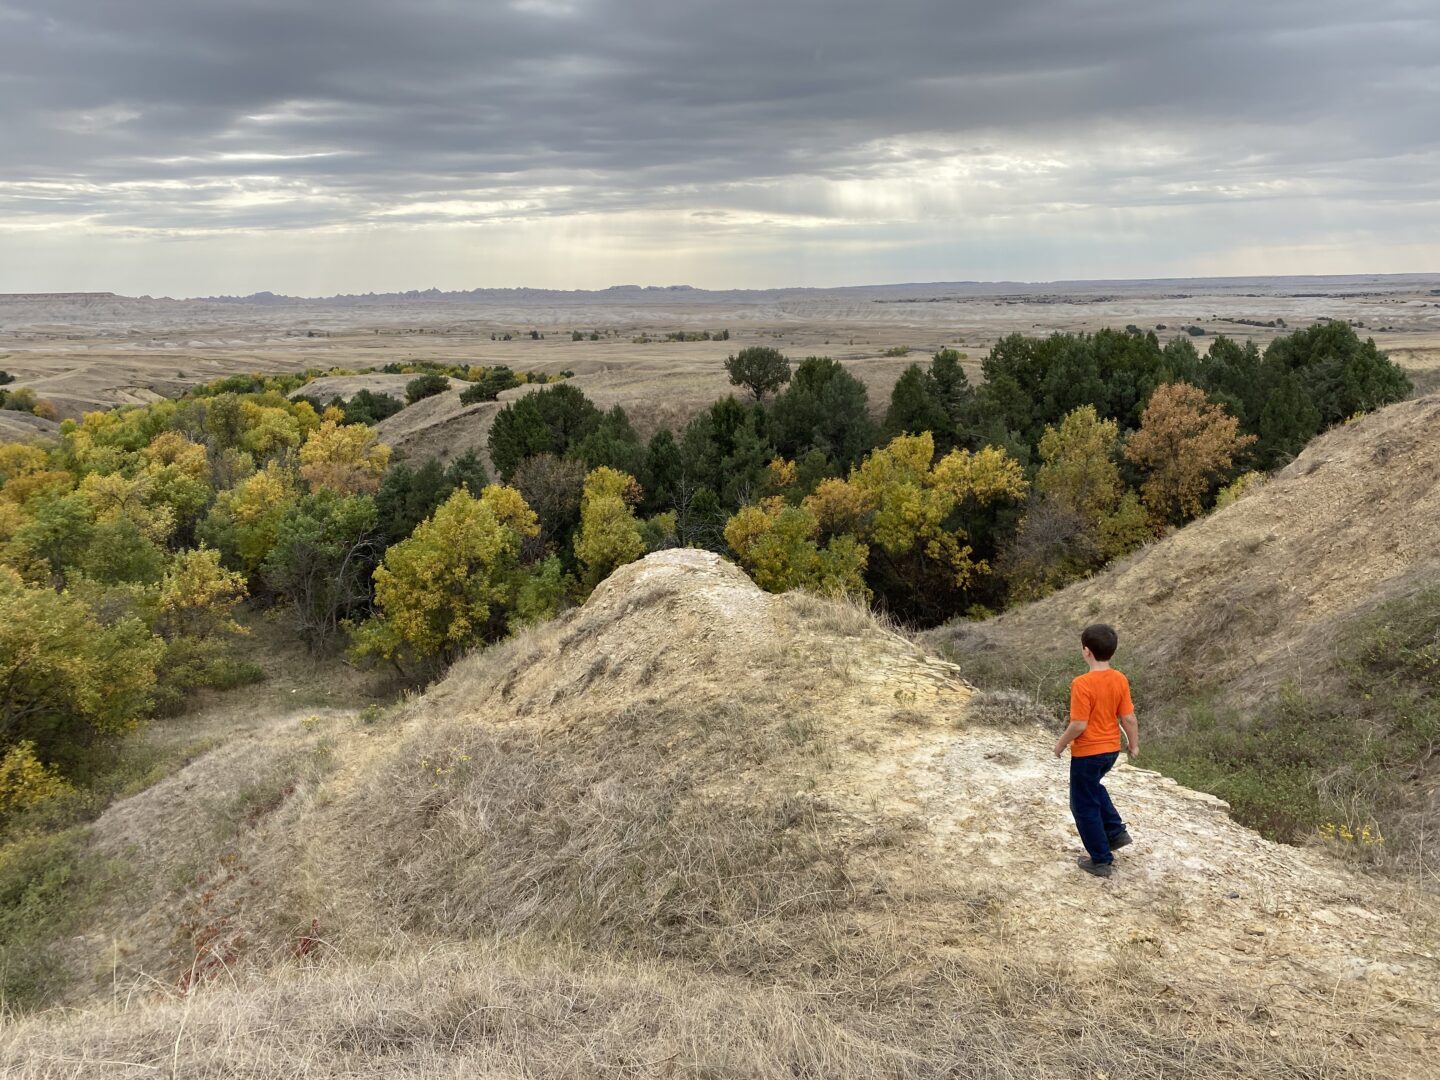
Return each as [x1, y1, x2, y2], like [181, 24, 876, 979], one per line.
[3, 275, 1439, 454]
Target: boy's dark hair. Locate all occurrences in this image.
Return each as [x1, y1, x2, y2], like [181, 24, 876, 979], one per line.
[1081, 623, 1119, 661]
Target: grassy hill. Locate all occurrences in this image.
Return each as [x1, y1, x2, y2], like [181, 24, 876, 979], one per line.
[928, 392, 1440, 873]
[3, 550, 1437, 1077]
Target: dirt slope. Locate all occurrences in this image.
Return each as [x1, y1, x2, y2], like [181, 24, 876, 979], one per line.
[930, 392, 1440, 700]
[0, 410, 61, 443]
[4, 551, 1437, 1077]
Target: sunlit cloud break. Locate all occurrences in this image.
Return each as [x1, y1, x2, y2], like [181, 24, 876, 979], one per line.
[1, 0, 1437, 294]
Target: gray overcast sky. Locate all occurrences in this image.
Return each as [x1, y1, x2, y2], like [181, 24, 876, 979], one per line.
[2, 0, 1437, 295]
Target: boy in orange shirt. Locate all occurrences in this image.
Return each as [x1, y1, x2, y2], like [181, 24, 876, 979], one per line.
[1053, 623, 1139, 878]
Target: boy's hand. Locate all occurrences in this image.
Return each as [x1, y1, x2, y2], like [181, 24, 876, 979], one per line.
[1054, 721, 1086, 759]
[1127, 744, 1140, 760]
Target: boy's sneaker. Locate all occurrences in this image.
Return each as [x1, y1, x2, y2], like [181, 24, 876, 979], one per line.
[1108, 829, 1133, 850]
[1076, 856, 1113, 878]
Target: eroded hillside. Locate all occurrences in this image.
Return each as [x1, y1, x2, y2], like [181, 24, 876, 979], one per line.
[4, 551, 1437, 1077]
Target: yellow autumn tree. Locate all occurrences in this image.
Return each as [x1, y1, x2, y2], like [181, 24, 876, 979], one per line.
[1003, 405, 1152, 600]
[238, 401, 305, 459]
[156, 547, 249, 642]
[803, 476, 876, 537]
[0, 444, 50, 487]
[0, 442, 72, 506]
[354, 485, 539, 668]
[0, 500, 27, 545]
[762, 457, 798, 497]
[724, 497, 869, 596]
[0, 566, 162, 768]
[79, 471, 176, 543]
[574, 467, 647, 590]
[0, 741, 73, 820]
[811, 433, 1028, 592]
[200, 462, 299, 573]
[141, 431, 213, 529]
[299, 419, 392, 495]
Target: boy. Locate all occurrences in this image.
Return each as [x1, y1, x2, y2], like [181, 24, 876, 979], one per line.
[1052, 623, 1139, 878]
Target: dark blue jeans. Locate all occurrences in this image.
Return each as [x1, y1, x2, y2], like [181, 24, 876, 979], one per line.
[1070, 751, 1125, 864]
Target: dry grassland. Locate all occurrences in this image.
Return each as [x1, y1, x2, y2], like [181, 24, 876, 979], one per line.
[3, 279, 1438, 461]
[4, 551, 1436, 1078]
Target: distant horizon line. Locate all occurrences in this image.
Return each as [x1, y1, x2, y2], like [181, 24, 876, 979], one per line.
[3, 269, 1438, 304]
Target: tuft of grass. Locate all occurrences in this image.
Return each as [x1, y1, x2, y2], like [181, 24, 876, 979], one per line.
[964, 689, 1058, 728]
[152, 639, 266, 717]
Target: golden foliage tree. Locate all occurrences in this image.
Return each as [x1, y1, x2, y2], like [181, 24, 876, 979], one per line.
[0, 566, 162, 766]
[804, 433, 1028, 592]
[724, 497, 869, 596]
[574, 467, 647, 589]
[201, 462, 299, 572]
[355, 486, 539, 667]
[141, 431, 213, 529]
[238, 402, 304, 459]
[0, 444, 50, 488]
[79, 471, 175, 544]
[298, 420, 392, 495]
[0, 443, 72, 507]
[1124, 383, 1255, 525]
[1004, 405, 1153, 600]
[1035, 405, 1124, 523]
[156, 547, 248, 642]
[0, 741, 73, 819]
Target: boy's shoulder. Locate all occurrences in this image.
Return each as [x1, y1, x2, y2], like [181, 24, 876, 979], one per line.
[1073, 667, 1128, 685]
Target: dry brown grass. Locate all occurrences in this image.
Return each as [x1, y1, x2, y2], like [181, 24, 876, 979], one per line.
[6, 551, 1437, 1076]
[2, 937, 1418, 1079]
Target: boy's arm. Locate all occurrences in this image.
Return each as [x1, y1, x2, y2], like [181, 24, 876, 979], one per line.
[1119, 712, 1139, 759]
[1053, 721, 1087, 758]
[1058, 678, 1090, 758]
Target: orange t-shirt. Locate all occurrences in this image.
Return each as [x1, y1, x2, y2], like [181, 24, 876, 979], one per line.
[1068, 668, 1133, 757]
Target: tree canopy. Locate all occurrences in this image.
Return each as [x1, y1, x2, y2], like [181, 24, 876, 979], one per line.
[724, 346, 791, 401]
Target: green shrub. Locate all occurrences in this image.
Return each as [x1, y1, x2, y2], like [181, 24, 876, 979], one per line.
[342, 390, 404, 425]
[405, 373, 450, 404]
[459, 366, 521, 404]
[152, 637, 264, 716]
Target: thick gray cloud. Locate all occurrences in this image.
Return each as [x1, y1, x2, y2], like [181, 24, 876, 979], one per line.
[1, 0, 1437, 290]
